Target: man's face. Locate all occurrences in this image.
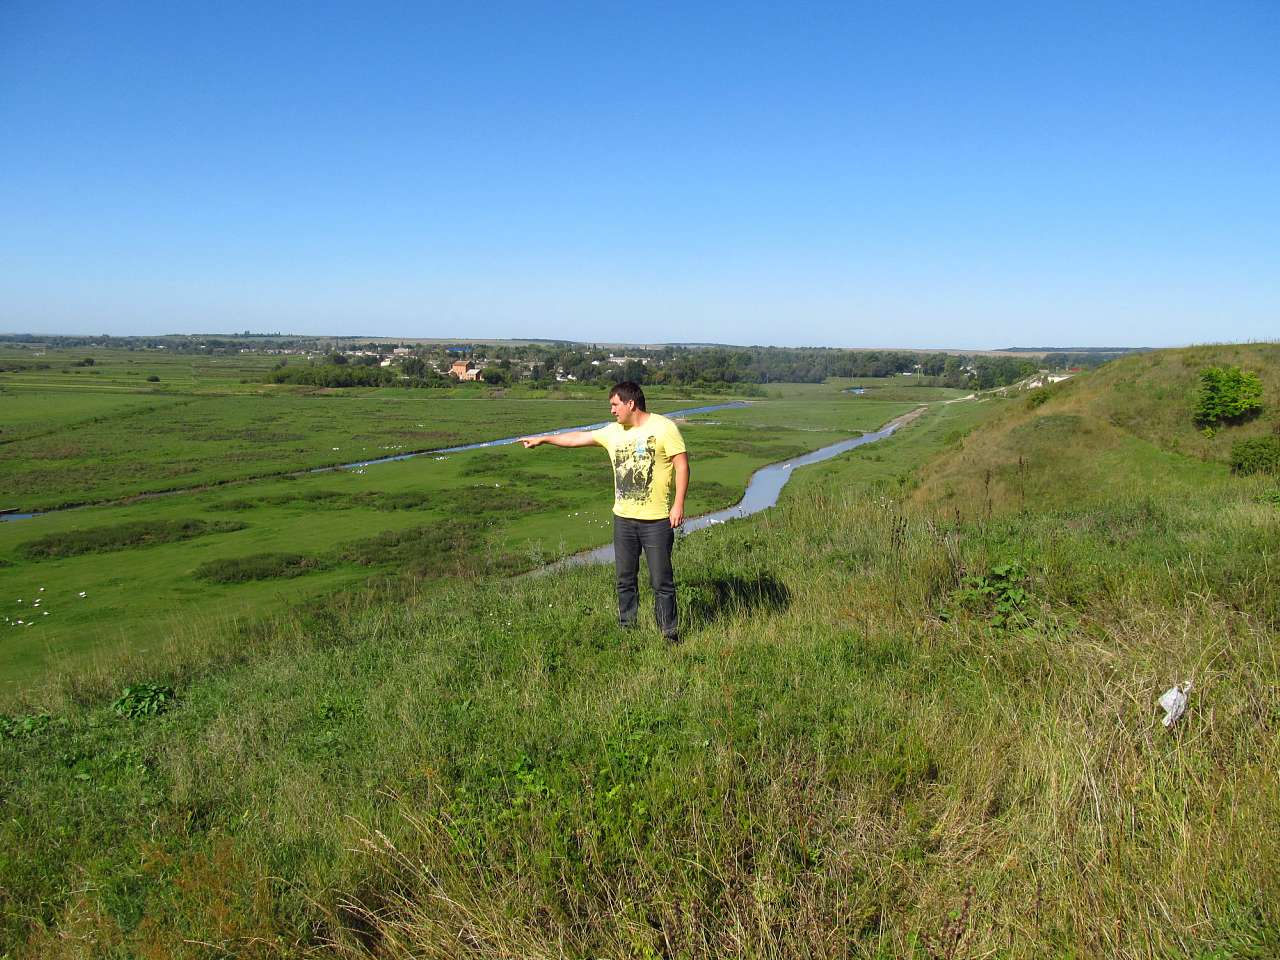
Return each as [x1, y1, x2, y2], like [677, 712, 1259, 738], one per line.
[609, 394, 636, 425]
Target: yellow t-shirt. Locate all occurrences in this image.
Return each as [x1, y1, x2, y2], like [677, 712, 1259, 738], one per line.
[592, 413, 687, 520]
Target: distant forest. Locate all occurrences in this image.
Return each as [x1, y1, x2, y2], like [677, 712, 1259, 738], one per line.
[265, 345, 1127, 391]
[1, 333, 1135, 390]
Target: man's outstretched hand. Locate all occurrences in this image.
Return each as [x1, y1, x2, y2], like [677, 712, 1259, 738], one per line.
[520, 436, 543, 448]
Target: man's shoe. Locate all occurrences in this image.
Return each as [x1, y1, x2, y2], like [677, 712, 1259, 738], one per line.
[664, 633, 681, 645]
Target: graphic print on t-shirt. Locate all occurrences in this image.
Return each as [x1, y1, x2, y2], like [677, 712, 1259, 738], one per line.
[612, 434, 657, 505]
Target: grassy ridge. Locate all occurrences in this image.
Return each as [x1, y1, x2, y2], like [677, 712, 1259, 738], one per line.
[912, 343, 1280, 518]
[3, 348, 1278, 957]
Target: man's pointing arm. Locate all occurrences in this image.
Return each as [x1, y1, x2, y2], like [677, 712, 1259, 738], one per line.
[520, 430, 598, 449]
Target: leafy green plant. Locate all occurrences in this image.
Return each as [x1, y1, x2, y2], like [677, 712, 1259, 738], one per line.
[0, 712, 53, 739]
[949, 560, 1033, 628]
[1194, 366, 1264, 426]
[111, 683, 176, 719]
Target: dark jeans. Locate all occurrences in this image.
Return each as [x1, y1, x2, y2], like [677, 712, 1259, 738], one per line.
[613, 515, 677, 639]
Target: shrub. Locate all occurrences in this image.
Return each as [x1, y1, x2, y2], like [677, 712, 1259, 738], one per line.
[267, 363, 395, 388]
[1194, 366, 1264, 426]
[948, 560, 1033, 628]
[1230, 436, 1280, 476]
[194, 553, 327, 583]
[146, 374, 160, 382]
[111, 683, 176, 719]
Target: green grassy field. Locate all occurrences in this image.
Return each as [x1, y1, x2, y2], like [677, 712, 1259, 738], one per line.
[0, 350, 943, 512]
[4, 346, 1275, 958]
[0, 363, 927, 689]
[0, 386, 615, 511]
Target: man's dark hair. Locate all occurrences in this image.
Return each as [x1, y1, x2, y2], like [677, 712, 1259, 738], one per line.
[609, 381, 646, 411]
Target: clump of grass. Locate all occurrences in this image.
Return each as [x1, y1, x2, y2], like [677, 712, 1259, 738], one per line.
[206, 489, 455, 512]
[193, 552, 329, 583]
[360, 491, 433, 510]
[206, 498, 257, 511]
[18, 518, 247, 560]
[683, 479, 739, 511]
[0, 712, 54, 739]
[444, 483, 569, 516]
[336, 521, 468, 567]
[336, 521, 522, 578]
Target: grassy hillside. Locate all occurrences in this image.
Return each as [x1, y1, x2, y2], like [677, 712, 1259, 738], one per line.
[913, 342, 1280, 517]
[2, 348, 1278, 958]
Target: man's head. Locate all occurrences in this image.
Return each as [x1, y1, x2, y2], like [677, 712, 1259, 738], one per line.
[608, 381, 646, 425]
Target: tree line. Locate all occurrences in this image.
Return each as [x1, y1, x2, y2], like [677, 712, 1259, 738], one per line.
[265, 345, 1097, 391]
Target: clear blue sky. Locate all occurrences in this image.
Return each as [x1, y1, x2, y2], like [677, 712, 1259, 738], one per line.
[2, 1, 1276, 348]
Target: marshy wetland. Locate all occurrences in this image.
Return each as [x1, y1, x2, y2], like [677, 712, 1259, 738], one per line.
[0, 347, 955, 687]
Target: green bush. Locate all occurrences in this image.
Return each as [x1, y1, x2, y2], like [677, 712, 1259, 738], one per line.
[1230, 436, 1280, 476]
[1195, 366, 1264, 426]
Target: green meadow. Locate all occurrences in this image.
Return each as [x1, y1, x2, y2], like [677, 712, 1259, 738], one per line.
[0, 357, 932, 689]
[3, 346, 1276, 958]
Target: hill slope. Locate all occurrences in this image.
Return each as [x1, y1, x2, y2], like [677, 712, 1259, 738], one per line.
[2, 353, 1277, 958]
[914, 341, 1280, 516]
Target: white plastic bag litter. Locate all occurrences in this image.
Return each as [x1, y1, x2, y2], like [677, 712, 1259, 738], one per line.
[1158, 681, 1193, 729]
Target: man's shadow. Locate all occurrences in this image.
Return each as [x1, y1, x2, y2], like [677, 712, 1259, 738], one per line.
[678, 571, 791, 630]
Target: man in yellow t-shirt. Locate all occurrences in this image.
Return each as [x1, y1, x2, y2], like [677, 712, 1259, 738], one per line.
[521, 381, 689, 642]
